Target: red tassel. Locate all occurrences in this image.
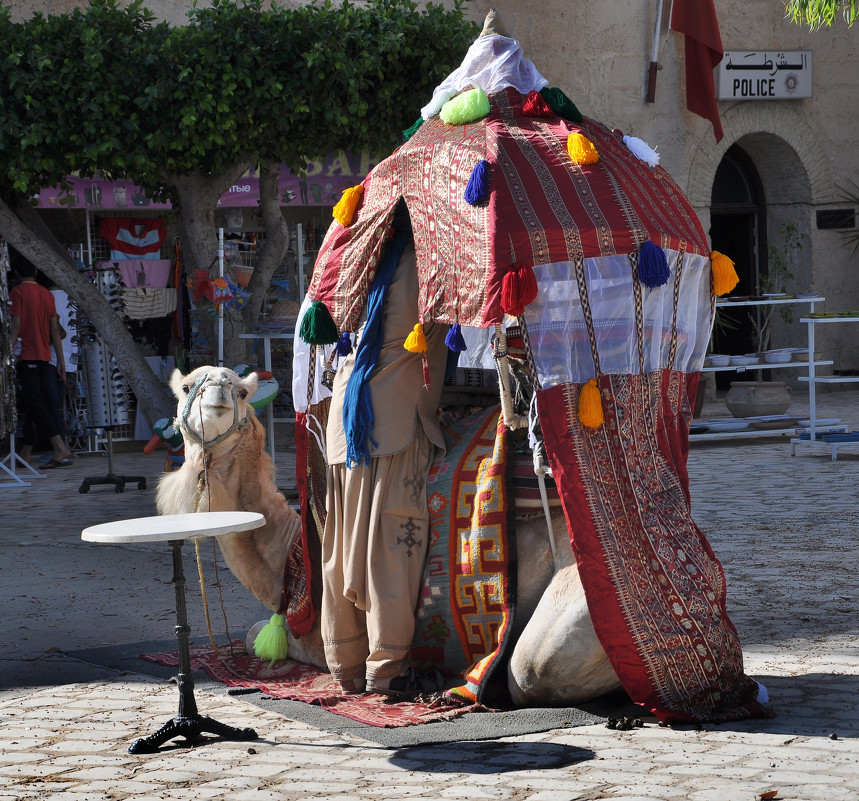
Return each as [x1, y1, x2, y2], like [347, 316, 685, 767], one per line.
[522, 90, 554, 118]
[501, 263, 539, 317]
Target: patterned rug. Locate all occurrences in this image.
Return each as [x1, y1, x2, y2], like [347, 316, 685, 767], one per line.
[410, 405, 514, 704]
[140, 642, 479, 728]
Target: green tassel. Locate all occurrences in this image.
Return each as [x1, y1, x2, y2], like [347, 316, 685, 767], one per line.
[403, 117, 423, 141]
[540, 87, 583, 123]
[253, 614, 289, 665]
[299, 300, 338, 345]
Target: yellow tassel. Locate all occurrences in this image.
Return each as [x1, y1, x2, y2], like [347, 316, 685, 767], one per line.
[404, 323, 427, 353]
[578, 378, 604, 428]
[567, 132, 599, 165]
[333, 185, 364, 227]
[710, 251, 740, 296]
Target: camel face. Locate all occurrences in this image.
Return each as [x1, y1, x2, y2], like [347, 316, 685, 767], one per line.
[170, 366, 258, 445]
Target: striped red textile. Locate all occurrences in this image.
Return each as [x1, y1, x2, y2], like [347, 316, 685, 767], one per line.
[537, 370, 768, 723]
[307, 88, 709, 333]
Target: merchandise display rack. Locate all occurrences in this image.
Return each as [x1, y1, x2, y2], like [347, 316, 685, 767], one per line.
[790, 312, 859, 460]
[691, 296, 837, 442]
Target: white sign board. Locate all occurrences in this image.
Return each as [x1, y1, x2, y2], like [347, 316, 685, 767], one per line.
[716, 51, 812, 100]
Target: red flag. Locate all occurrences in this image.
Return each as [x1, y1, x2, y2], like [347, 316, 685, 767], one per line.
[671, 0, 724, 142]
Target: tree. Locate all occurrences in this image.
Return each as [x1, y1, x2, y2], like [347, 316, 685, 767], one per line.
[785, 0, 859, 28]
[0, 0, 478, 423]
[0, 1, 177, 422]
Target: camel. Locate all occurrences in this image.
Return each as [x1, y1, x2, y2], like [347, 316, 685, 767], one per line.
[156, 364, 621, 706]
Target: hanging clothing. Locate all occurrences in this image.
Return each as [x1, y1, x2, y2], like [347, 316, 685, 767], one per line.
[98, 218, 167, 261]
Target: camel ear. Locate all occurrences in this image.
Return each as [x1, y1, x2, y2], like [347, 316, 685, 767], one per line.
[240, 371, 259, 400]
[169, 368, 188, 401]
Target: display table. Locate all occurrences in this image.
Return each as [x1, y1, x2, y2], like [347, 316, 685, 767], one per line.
[82, 512, 265, 754]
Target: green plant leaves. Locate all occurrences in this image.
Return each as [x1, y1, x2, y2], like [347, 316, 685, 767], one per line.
[0, 0, 479, 202]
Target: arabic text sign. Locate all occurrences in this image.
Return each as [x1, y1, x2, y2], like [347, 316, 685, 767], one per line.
[716, 51, 812, 100]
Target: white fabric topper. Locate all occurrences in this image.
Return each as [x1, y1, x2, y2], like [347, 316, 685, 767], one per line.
[523, 251, 712, 388]
[421, 34, 548, 120]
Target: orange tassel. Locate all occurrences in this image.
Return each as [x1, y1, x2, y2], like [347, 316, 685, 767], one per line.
[578, 378, 604, 428]
[404, 323, 427, 353]
[710, 251, 740, 296]
[333, 185, 364, 227]
[567, 132, 599, 165]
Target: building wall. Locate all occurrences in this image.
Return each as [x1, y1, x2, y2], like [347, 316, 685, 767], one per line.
[10, 0, 859, 370]
[468, 0, 859, 371]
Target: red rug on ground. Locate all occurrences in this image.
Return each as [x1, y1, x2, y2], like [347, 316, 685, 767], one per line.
[140, 642, 479, 728]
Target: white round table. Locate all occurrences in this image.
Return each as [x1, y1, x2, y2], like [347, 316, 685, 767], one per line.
[82, 512, 265, 754]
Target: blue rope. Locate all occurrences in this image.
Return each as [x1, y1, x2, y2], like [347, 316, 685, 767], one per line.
[343, 229, 410, 467]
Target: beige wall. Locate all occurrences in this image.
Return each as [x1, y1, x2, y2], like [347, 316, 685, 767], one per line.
[469, 1, 859, 371]
[10, 0, 859, 369]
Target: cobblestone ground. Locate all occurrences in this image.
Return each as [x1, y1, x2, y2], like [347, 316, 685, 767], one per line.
[0, 391, 857, 800]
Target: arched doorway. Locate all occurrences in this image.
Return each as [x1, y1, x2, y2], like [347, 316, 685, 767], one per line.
[709, 144, 767, 387]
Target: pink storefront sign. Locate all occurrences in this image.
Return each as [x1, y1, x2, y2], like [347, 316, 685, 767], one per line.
[34, 151, 379, 210]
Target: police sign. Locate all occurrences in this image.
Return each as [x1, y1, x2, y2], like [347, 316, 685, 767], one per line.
[716, 51, 812, 100]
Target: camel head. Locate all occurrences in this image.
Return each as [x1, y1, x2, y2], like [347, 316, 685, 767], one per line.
[170, 366, 258, 449]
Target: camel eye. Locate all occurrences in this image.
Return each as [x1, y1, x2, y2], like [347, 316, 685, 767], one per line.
[238, 389, 248, 400]
[182, 385, 190, 394]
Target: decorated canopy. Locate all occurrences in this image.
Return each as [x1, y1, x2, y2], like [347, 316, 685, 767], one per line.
[298, 13, 764, 725]
[309, 90, 711, 334]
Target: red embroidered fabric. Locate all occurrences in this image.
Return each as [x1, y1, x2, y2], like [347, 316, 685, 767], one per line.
[307, 87, 709, 333]
[537, 370, 768, 723]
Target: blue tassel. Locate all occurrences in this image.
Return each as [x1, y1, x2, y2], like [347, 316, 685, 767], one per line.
[464, 160, 490, 206]
[638, 241, 670, 288]
[335, 331, 353, 357]
[445, 322, 467, 353]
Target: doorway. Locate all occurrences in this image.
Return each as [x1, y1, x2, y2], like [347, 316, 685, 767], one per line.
[709, 144, 767, 388]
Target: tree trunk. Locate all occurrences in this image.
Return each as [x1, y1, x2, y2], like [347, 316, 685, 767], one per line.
[242, 162, 290, 331]
[171, 168, 249, 369]
[1, 198, 174, 426]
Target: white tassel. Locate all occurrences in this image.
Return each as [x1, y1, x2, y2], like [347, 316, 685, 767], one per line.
[623, 134, 660, 167]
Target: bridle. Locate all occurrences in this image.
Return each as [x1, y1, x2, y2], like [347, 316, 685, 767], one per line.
[176, 372, 250, 449]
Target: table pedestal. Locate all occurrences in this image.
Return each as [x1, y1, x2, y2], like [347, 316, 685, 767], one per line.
[128, 540, 257, 754]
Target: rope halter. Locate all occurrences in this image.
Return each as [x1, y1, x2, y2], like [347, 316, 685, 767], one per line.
[177, 372, 251, 449]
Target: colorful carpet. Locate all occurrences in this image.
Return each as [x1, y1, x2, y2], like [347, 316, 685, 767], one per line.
[411, 405, 514, 704]
[140, 642, 479, 728]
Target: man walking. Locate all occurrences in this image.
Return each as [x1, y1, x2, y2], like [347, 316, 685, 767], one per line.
[9, 261, 73, 467]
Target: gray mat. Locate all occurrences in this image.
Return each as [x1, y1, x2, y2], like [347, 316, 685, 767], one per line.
[65, 639, 645, 748]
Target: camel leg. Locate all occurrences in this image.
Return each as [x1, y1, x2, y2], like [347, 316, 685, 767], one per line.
[508, 558, 621, 706]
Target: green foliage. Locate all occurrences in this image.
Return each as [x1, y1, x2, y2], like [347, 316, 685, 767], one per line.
[0, 0, 479, 203]
[750, 223, 806, 352]
[785, 0, 859, 29]
[0, 0, 163, 198]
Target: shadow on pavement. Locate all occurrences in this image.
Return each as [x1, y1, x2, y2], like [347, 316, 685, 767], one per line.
[389, 740, 596, 772]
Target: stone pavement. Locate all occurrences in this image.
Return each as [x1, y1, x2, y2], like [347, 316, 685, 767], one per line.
[1, 390, 858, 801]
